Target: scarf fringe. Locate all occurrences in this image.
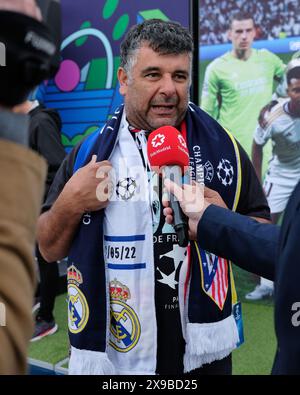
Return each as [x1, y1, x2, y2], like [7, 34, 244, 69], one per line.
[115, 368, 156, 375]
[183, 315, 239, 373]
[69, 346, 115, 375]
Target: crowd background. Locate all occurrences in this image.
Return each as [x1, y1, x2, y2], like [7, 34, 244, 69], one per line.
[200, 0, 300, 45]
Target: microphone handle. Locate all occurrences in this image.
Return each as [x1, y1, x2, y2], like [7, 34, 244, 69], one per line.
[163, 165, 189, 247]
[170, 194, 189, 247]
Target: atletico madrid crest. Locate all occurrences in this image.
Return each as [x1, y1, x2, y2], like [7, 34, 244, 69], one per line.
[199, 250, 229, 310]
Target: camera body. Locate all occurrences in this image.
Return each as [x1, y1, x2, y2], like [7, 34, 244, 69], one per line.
[0, 11, 59, 106]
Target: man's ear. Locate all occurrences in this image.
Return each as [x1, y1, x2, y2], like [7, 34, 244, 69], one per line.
[118, 67, 128, 96]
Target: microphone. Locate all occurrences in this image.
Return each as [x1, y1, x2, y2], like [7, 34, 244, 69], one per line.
[147, 126, 189, 247]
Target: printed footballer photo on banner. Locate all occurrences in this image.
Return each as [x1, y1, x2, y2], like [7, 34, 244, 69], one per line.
[199, 0, 300, 159]
[199, 0, 300, 302]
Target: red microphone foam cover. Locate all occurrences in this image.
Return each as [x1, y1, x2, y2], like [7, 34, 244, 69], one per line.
[147, 126, 189, 172]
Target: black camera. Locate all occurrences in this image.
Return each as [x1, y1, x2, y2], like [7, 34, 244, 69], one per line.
[0, 11, 59, 106]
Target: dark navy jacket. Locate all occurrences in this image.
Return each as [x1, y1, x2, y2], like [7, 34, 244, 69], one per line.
[198, 181, 300, 375]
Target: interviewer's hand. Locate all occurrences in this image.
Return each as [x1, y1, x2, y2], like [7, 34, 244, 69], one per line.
[162, 180, 227, 240]
[162, 180, 205, 240]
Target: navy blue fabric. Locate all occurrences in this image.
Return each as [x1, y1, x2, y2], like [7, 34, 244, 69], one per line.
[198, 181, 300, 374]
[73, 131, 102, 173]
[73, 109, 122, 173]
[273, 180, 300, 374]
[198, 205, 278, 280]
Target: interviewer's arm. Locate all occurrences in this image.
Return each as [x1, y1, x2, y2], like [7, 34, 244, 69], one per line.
[163, 179, 278, 280]
[198, 205, 279, 280]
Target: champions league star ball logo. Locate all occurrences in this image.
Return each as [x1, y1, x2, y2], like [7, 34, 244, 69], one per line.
[116, 177, 137, 201]
[216, 159, 234, 186]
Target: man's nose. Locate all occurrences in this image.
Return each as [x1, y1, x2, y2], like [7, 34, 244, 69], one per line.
[241, 30, 247, 39]
[159, 74, 176, 97]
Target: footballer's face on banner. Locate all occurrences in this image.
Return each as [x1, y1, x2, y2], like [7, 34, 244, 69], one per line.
[118, 44, 191, 131]
[228, 19, 256, 53]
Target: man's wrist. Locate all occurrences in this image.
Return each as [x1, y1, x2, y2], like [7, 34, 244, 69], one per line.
[57, 187, 85, 217]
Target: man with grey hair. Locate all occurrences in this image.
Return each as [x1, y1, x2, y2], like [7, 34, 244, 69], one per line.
[38, 19, 270, 375]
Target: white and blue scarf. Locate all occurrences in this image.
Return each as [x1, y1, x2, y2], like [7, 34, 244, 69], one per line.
[67, 103, 242, 374]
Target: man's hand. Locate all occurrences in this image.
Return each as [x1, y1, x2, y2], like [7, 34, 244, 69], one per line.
[162, 180, 227, 240]
[0, 0, 42, 20]
[61, 155, 113, 214]
[37, 155, 113, 262]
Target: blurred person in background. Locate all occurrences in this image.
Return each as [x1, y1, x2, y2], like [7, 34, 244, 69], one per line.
[0, 0, 58, 373]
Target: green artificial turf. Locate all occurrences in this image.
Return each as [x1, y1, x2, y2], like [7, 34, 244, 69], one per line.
[233, 265, 274, 306]
[29, 293, 69, 364]
[232, 265, 276, 374]
[233, 302, 276, 375]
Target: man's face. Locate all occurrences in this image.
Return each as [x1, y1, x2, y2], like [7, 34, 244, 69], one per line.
[228, 19, 255, 52]
[288, 78, 300, 109]
[118, 44, 191, 131]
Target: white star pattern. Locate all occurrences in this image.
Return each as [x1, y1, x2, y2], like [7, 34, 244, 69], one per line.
[157, 245, 187, 289]
[216, 159, 234, 186]
[151, 133, 165, 148]
[156, 268, 178, 290]
[205, 253, 217, 289]
[162, 222, 175, 234]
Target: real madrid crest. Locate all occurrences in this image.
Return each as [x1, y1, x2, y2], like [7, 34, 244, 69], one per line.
[109, 279, 141, 353]
[67, 264, 89, 334]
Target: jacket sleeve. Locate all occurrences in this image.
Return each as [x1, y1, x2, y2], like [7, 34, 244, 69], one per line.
[272, 182, 300, 374]
[197, 205, 279, 280]
[0, 140, 46, 374]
